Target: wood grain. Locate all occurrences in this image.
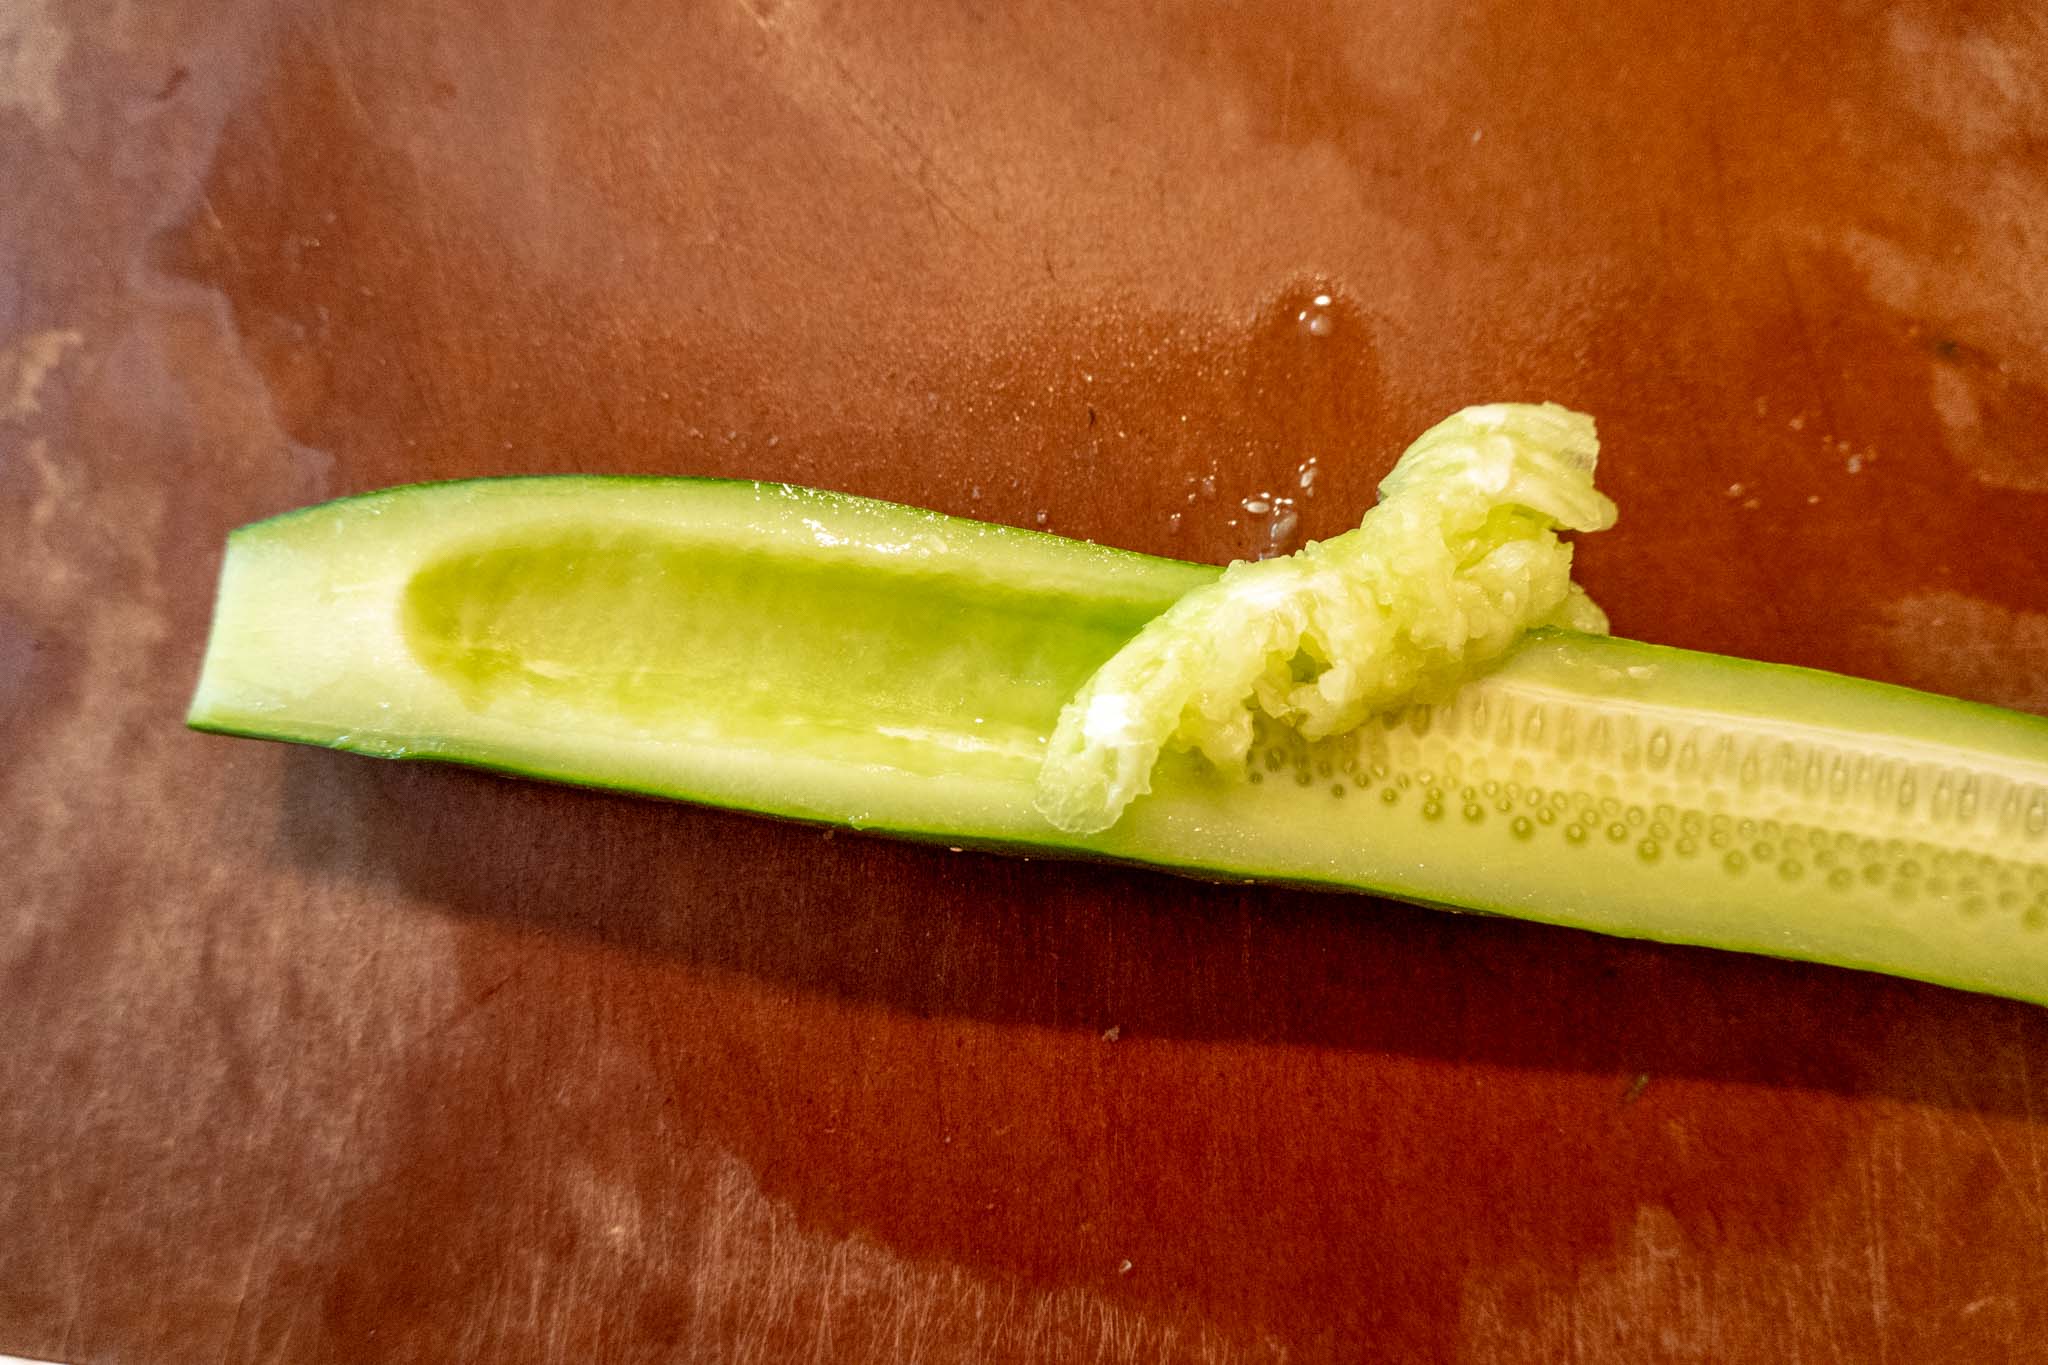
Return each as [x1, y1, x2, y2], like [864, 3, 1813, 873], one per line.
[4, 0, 2046, 1360]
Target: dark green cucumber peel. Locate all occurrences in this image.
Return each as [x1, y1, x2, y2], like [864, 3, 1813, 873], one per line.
[188, 476, 2048, 1005]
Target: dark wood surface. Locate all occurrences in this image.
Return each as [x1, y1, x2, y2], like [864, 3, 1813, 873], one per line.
[5, 1, 2047, 1360]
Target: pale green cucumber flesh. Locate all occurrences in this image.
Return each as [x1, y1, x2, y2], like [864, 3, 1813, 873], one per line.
[188, 476, 2048, 1005]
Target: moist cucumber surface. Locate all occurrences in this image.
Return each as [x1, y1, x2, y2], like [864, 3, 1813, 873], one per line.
[189, 476, 2048, 1006]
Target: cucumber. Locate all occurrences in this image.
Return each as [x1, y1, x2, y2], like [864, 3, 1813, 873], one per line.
[188, 475, 2048, 1005]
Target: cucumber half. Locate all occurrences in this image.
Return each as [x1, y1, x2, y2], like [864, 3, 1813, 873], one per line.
[188, 476, 2048, 1005]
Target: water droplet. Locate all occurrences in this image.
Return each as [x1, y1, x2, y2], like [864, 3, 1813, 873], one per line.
[1297, 292, 1337, 338]
[1264, 509, 1301, 556]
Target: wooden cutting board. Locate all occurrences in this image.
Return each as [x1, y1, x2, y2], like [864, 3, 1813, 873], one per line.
[4, 1, 2045, 1359]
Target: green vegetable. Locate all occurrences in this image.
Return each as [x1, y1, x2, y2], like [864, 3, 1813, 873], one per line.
[187, 420, 2048, 1005]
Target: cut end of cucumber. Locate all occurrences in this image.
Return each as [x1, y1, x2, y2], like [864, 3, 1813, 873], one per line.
[1034, 402, 1619, 835]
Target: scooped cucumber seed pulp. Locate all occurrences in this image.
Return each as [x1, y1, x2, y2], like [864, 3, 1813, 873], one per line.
[188, 404, 2048, 1005]
[1037, 402, 1615, 833]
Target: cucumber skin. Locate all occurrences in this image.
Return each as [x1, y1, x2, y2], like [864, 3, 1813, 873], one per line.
[187, 476, 2048, 1006]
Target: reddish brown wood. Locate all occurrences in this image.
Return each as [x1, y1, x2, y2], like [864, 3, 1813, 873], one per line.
[4, 1, 2047, 1360]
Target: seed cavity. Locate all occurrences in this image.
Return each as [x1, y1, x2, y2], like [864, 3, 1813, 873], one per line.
[1241, 694, 2047, 924]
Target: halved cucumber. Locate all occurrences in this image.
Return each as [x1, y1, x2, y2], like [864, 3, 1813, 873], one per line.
[188, 476, 2048, 1004]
